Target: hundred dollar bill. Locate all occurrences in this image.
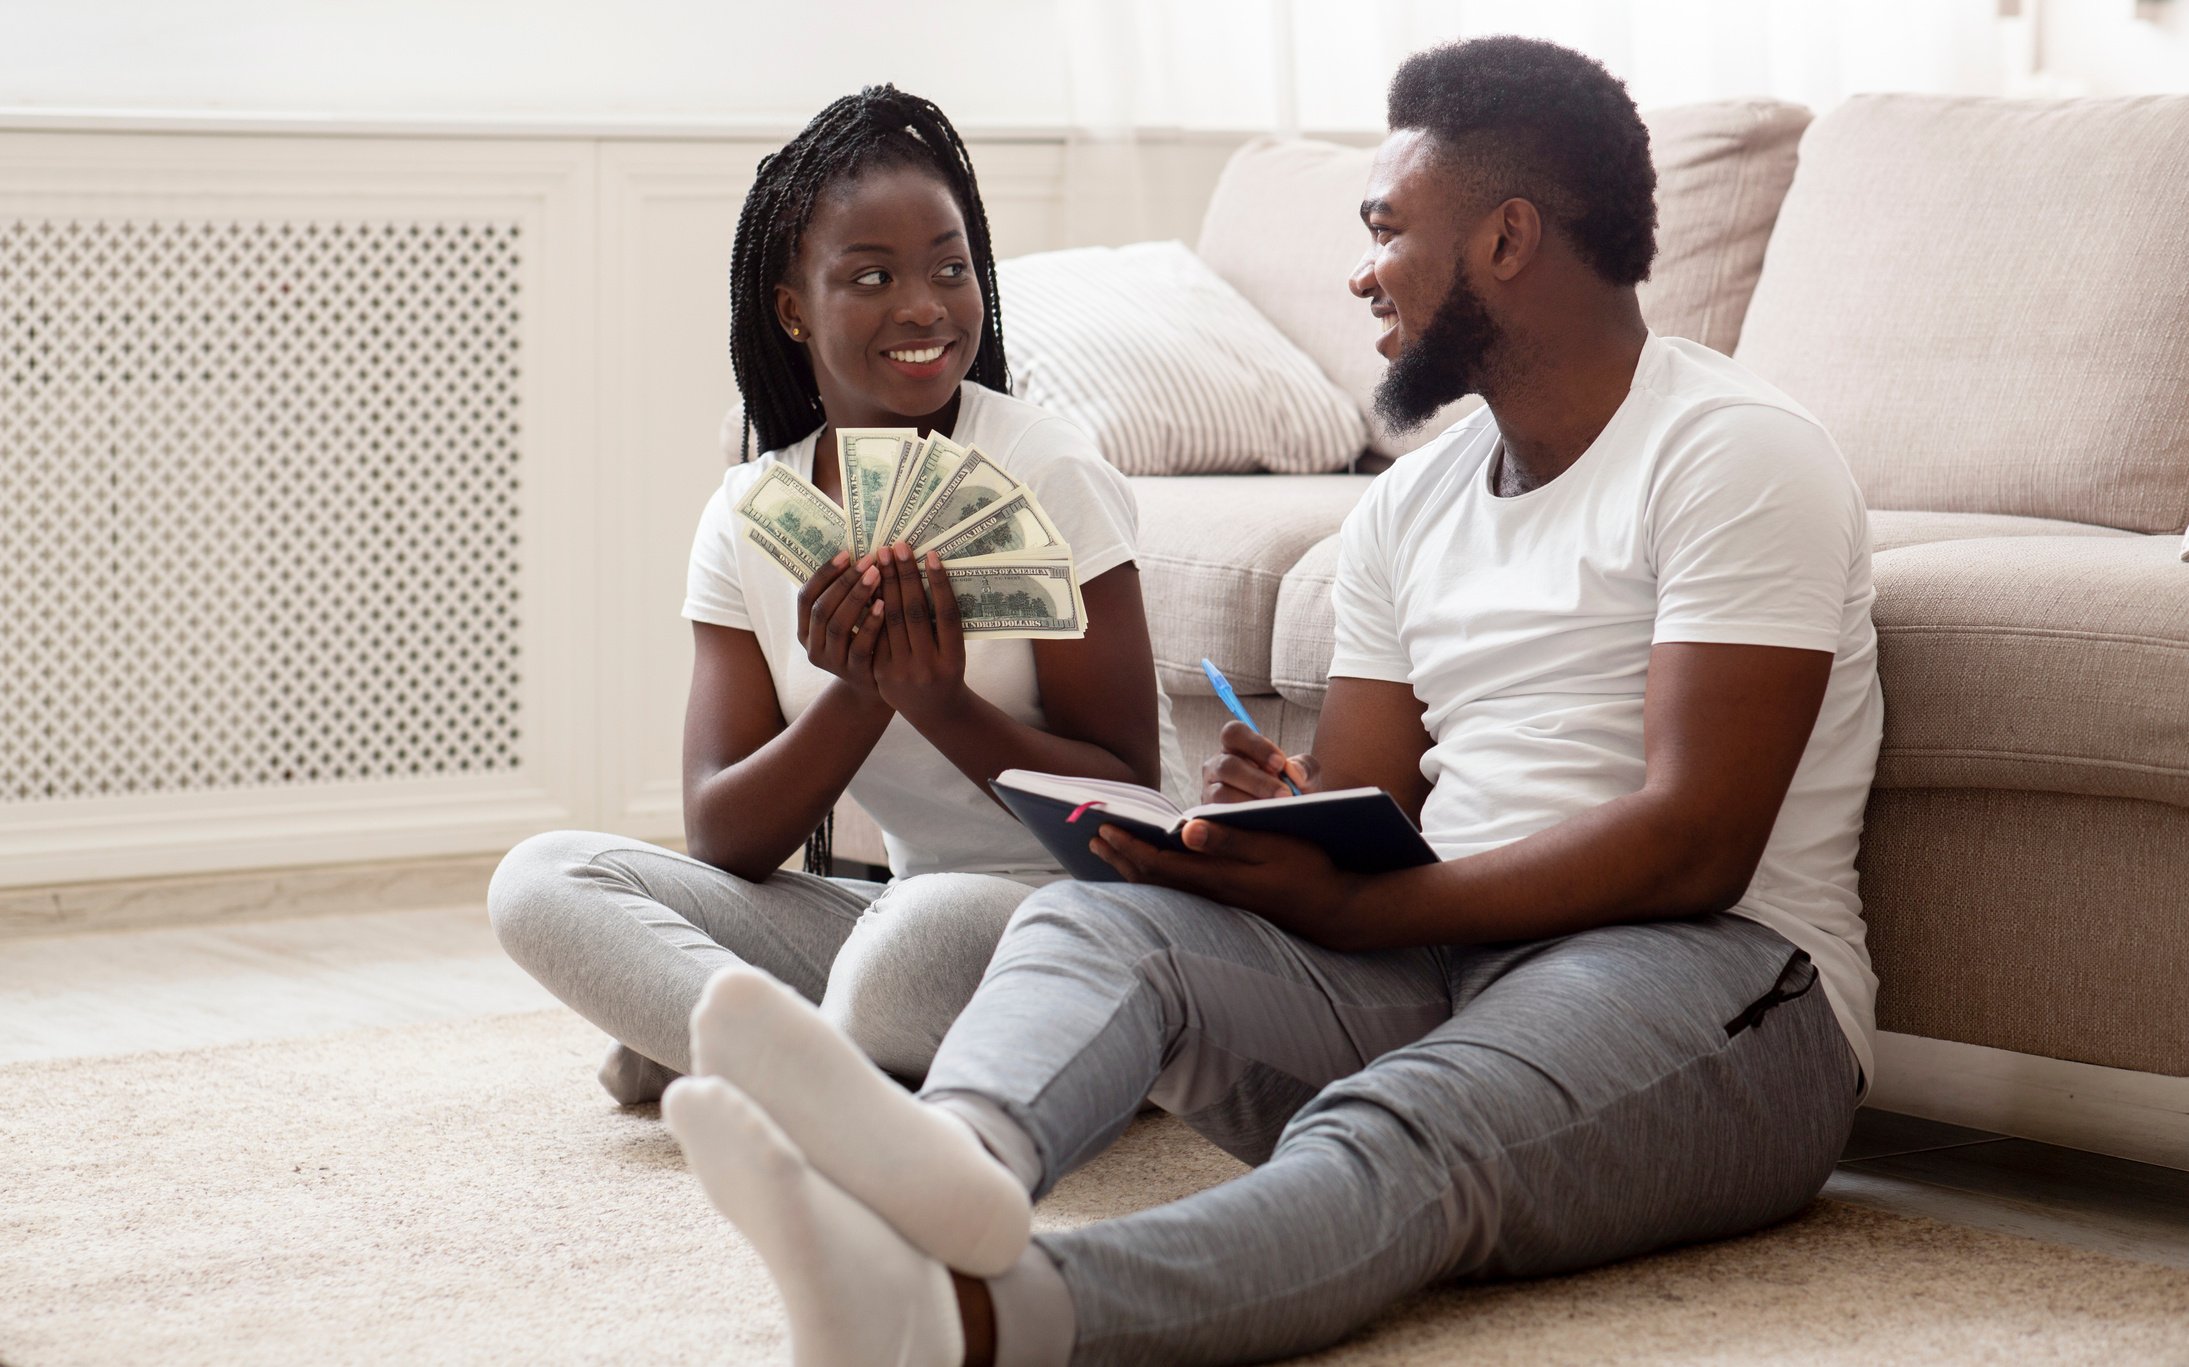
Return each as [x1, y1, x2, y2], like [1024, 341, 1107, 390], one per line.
[835, 428, 915, 559]
[873, 433, 930, 548]
[743, 525, 823, 584]
[733, 463, 850, 583]
[878, 432, 971, 549]
[867, 432, 934, 550]
[917, 486, 1068, 560]
[946, 547, 1086, 630]
[902, 448, 1023, 552]
[940, 559, 1087, 639]
[945, 546, 1074, 563]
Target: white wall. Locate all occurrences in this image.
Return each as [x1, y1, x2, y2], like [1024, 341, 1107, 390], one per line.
[10, 0, 2189, 135]
[0, 0, 1071, 126]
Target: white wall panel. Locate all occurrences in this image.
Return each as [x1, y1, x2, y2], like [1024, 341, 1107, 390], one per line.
[593, 139, 766, 839]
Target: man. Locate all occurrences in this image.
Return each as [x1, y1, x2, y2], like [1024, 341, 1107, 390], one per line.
[659, 35, 1883, 1367]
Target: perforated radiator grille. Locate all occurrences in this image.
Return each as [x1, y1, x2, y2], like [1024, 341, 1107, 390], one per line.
[1, 219, 524, 802]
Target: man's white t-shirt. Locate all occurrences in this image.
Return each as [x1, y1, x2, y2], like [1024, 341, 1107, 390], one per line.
[1330, 333, 1885, 1086]
[685, 381, 1187, 884]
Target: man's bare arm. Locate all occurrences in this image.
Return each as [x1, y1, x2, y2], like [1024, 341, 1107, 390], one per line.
[1104, 642, 1832, 951]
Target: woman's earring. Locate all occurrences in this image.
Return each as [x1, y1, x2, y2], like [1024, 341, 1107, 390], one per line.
[790, 326, 802, 339]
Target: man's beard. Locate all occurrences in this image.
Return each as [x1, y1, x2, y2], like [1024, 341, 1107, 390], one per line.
[1372, 267, 1505, 435]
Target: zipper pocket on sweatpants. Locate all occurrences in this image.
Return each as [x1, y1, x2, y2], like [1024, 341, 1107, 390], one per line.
[1724, 948, 1819, 1040]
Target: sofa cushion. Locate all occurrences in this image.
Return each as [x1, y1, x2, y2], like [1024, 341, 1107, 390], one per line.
[1195, 101, 1811, 455]
[1868, 510, 2139, 555]
[1735, 94, 2189, 536]
[1269, 533, 1344, 709]
[1870, 535, 2189, 809]
[1131, 474, 1371, 697]
[1635, 101, 1813, 362]
[998, 241, 1368, 475]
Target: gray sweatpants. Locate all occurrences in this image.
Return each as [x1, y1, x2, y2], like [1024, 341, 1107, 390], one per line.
[487, 830, 1035, 1086]
[921, 882, 1860, 1367]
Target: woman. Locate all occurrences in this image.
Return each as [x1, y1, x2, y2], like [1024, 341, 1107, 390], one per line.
[489, 85, 1184, 1103]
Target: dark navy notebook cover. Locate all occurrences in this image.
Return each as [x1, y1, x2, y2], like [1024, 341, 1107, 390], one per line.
[991, 782, 1439, 884]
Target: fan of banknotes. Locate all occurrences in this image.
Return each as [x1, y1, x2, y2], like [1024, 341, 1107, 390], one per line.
[734, 427, 1086, 640]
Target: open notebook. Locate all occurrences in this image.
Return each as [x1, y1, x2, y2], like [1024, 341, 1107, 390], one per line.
[990, 769, 1439, 884]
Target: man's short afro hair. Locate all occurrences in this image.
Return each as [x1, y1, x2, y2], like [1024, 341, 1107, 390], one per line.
[1387, 36, 1657, 287]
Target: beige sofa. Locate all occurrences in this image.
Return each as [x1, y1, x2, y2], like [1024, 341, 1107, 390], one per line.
[850, 94, 2189, 1085]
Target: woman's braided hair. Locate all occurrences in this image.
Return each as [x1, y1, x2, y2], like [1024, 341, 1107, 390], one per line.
[729, 84, 1011, 460]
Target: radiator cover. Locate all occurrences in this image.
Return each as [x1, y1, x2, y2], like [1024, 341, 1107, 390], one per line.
[2, 217, 525, 803]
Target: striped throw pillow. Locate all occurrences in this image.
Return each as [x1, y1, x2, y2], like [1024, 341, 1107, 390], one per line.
[997, 241, 1368, 476]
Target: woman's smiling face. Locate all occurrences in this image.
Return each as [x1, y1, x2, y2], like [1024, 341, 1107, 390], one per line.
[774, 164, 985, 431]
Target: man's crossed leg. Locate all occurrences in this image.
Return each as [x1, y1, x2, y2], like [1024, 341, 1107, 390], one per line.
[664, 880, 1857, 1367]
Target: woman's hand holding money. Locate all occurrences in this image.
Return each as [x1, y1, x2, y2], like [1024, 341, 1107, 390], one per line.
[796, 551, 889, 707]
[870, 544, 970, 722]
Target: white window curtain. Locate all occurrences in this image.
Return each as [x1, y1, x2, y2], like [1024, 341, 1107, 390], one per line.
[1057, 0, 2014, 239]
[1061, 0, 2013, 132]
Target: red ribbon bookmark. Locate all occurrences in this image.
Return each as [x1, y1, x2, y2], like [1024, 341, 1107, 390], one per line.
[1065, 800, 1108, 825]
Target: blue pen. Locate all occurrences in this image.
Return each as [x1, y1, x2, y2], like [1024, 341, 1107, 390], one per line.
[1200, 657, 1303, 796]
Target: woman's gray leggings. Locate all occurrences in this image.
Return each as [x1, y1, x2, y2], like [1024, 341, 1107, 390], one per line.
[487, 830, 1034, 1088]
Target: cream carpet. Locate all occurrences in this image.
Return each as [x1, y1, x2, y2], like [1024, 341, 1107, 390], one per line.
[5, 1010, 2186, 1366]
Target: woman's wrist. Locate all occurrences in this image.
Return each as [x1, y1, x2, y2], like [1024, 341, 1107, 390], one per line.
[891, 678, 977, 732]
[820, 677, 896, 728]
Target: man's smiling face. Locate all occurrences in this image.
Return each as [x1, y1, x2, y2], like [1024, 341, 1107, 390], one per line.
[1350, 128, 1510, 433]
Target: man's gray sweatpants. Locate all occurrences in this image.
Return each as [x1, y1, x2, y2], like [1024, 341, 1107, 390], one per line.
[920, 882, 1860, 1367]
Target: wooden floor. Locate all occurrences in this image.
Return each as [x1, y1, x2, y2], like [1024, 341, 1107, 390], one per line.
[5, 904, 2186, 1270]
[0, 904, 557, 1064]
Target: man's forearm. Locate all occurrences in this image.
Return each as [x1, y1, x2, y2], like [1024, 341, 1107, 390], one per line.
[1332, 789, 1753, 950]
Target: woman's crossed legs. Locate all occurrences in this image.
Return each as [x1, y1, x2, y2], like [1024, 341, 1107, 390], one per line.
[487, 829, 1034, 1099]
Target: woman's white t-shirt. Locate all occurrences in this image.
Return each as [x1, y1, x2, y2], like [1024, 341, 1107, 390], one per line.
[1330, 334, 1885, 1087]
[684, 381, 1186, 884]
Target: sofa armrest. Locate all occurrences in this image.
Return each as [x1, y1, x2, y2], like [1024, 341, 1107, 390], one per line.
[1269, 533, 1343, 711]
[1131, 475, 1369, 697]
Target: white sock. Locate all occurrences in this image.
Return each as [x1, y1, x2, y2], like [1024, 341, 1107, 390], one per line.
[688, 966, 1033, 1277]
[663, 1076, 964, 1367]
